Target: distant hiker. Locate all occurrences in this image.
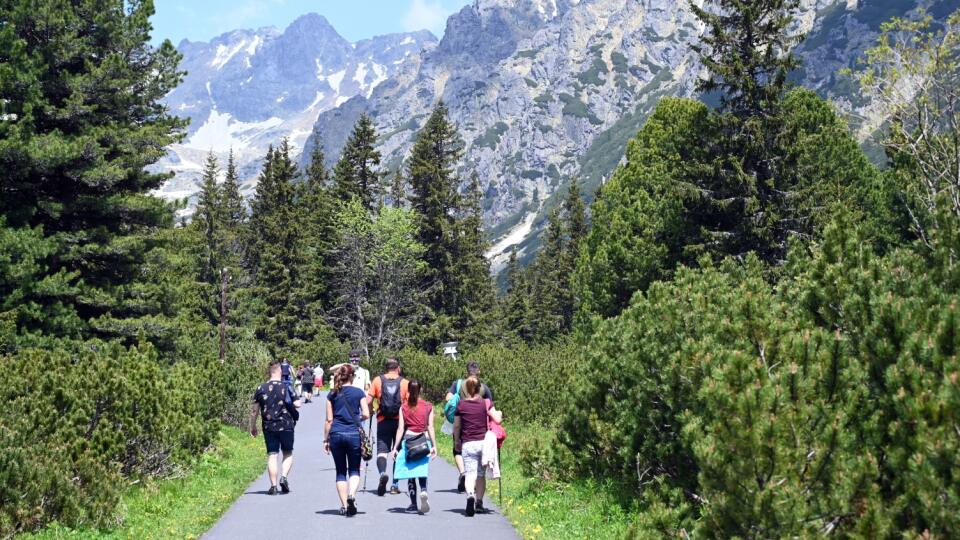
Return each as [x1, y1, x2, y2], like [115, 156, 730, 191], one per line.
[280, 357, 296, 397]
[298, 362, 316, 404]
[392, 379, 437, 514]
[445, 361, 497, 492]
[312, 363, 324, 397]
[350, 350, 372, 391]
[367, 358, 409, 496]
[453, 376, 502, 516]
[328, 350, 371, 392]
[324, 363, 371, 516]
[250, 360, 302, 495]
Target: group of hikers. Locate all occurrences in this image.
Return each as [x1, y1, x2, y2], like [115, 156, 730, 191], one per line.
[249, 350, 504, 518]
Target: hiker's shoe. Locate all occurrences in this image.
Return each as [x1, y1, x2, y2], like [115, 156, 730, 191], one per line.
[465, 495, 476, 517]
[346, 496, 357, 516]
[377, 473, 389, 496]
[390, 484, 400, 495]
[279, 476, 290, 494]
[406, 504, 418, 512]
[419, 492, 430, 514]
[476, 500, 489, 514]
[457, 473, 466, 493]
[339, 507, 347, 516]
[267, 485, 278, 496]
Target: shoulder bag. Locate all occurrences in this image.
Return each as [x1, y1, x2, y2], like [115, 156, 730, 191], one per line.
[345, 391, 373, 461]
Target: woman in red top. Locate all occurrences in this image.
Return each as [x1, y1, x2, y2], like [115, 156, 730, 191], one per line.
[454, 376, 503, 517]
[392, 380, 437, 513]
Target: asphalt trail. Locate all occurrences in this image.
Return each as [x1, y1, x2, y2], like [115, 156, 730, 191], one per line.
[204, 392, 520, 540]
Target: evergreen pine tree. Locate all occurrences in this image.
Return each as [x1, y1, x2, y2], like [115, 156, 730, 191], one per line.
[248, 140, 302, 351]
[690, 0, 808, 263]
[453, 173, 497, 343]
[292, 144, 338, 351]
[0, 0, 187, 348]
[559, 180, 587, 330]
[407, 101, 465, 347]
[221, 149, 246, 229]
[332, 113, 383, 212]
[502, 252, 532, 342]
[192, 152, 223, 324]
[390, 169, 406, 208]
[529, 208, 565, 342]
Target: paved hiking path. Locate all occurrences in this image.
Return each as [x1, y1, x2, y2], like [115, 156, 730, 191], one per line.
[204, 392, 520, 540]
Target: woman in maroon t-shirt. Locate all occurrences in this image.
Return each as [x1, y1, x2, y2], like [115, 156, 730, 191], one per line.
[392, 380, 437, 513]
[454, 376, 502, 517]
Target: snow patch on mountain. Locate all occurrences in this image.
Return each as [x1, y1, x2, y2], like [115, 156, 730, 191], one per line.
[328, 69, 346, 93]
[154, 17, 437, 218]
[210, 41, 246, 69]
[187, 110, 284, 153]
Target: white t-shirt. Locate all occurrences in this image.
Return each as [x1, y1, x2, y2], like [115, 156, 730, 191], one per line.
[328, 363, 371, 391]
[352, 366, 371, 391]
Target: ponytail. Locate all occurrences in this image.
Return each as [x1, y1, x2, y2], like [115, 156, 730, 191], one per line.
[407, 379, 421, 407]
[333, 364, 355, 395]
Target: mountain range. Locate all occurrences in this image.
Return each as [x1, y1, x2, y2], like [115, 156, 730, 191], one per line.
[154, 0, 953, 271]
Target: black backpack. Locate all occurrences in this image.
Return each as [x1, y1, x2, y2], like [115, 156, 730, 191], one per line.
[379, 375, 402, 417]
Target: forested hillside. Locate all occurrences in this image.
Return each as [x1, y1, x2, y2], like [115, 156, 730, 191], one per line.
[1, 0, 958, 538]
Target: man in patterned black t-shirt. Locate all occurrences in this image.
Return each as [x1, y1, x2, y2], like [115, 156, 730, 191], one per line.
[250, 360, 301, 495]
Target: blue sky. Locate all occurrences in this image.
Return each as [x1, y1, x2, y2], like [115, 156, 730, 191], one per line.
[150, 0, 470, 45]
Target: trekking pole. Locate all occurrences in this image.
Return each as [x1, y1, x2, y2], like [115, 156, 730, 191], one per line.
[498, 446, 503, 507]
[363, 414, 374, 490]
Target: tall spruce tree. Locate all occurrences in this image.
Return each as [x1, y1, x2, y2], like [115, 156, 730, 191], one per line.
[502, 252, 532, 342]
[221, 149, 246, 230]
[559, 180, 587, 330]
[192, 152, 223, 324]
[453, 173, 497, 343]
[529, 208, 566, 342]
[690, 0, 808, 263]
[248, 140, 302, 351]
[0, 0, 187, 348]
[407, 102, 464, 346]
[333, 113, 383, 212]
[292, 144, 338, 350]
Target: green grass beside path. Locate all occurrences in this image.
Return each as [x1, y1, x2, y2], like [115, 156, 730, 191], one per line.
[435, 425, 636, 540]
[23, 426, 263, 540]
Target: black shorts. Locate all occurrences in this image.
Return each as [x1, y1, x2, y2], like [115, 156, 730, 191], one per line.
[376, 417, 399, 454]
[264, 430, 294, 454]
[302, 383, 314, 393]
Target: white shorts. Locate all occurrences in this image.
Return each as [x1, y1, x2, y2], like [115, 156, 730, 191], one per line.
[461, 440, 485, 475]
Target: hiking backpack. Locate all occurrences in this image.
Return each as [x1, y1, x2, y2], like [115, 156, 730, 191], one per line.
[443, 379, 462, 423]
[379, 375, 402, 417]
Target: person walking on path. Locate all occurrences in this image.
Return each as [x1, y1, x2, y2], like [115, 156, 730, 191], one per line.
[392, 379, 437, 514]
[445, 361, 497, 493]
[453, 376, 502, 517]
[328, 350, 371, 392]
[324, 364, 371, 516]
[250, 360, 302, 495]
[298, 362, 316, 404]
[367, 358, 409, 496]
[280, 357, 297, 397]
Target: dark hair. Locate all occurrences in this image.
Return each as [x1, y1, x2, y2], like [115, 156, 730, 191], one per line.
[407, 379, 421, 407]
[334, 364, 355, 394]
[466, 361, 480, 377]
[349, 349, 361, 358]
[384, 358, 399, 372]
[464, 376, 481, 398]
[267, 360, 280, 377]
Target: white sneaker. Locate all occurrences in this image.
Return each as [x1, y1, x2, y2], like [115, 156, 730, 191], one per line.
[420, 491, 430, 514]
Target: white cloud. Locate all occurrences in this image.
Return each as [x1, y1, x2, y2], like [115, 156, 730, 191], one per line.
[402, 0, 451, 37]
